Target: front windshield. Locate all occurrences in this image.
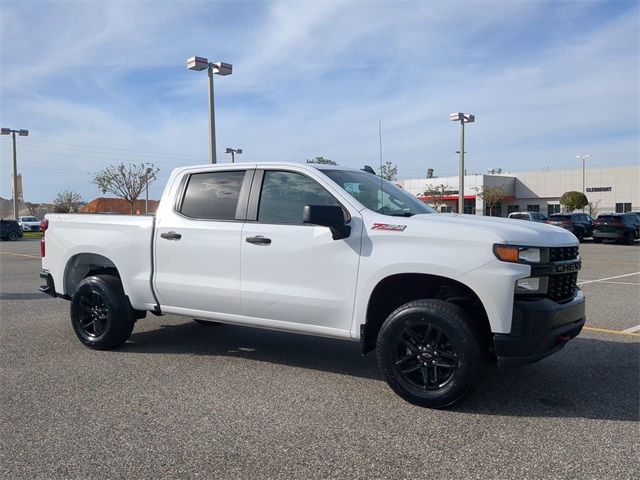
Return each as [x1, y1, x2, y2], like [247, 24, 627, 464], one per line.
[22, 217, 38, 222]
[323, 169, 436, 216]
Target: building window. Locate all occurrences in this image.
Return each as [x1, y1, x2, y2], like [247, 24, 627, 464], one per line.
[464, 198, 475, 215]
[441, 205, 452, 213]
[485, 203, 503, 217]
[527, 204, 540, 212]
[507, 205, 520, 214]
[548, 204, 561, 216]
[615, 203, 632, 213]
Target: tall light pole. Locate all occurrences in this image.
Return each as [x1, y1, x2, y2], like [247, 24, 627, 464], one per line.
[575, 154, 591, 195]
[186, 57, 233, 164]
[449, 113, 475, 214]
[225, 147, 242, 163]
[144, 166, 152, 214]
[1, 127, 29, 220]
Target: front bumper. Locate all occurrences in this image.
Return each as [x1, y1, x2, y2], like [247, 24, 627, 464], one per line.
[494, 290, 585, 367]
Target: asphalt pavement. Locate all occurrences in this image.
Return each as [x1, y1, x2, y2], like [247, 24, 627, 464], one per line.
[1, 238, 638, 479]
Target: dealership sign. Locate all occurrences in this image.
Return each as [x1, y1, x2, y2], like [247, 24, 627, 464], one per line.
[586, 187, 612, 192]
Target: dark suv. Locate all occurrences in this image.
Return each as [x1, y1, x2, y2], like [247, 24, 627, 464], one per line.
[546, 213, 593, 242]
[0, 219, 24, 241]
[593, 213, 639, 244]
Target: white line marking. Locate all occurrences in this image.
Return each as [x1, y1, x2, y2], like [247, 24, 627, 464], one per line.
[622, 325, 640, 333]
[577, 271, 640, 286]
[597, 281, 640, 286]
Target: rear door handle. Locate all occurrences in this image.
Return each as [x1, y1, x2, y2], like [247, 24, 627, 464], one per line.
[245, 235, 271, 245]
[160, 231, 182, 240]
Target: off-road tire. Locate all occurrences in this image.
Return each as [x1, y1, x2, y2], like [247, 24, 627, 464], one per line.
[376, 299, 484, 408]
[70, 275, 135, 349]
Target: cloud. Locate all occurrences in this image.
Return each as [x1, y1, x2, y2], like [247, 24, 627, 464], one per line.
[0, 0, 637, 202]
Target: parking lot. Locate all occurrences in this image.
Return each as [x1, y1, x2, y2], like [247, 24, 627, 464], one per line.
[1, 238, 638, 479]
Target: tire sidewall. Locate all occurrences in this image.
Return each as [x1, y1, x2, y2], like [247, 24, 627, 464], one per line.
[8, 232, 18, 241]
[377, 301, 482, 408]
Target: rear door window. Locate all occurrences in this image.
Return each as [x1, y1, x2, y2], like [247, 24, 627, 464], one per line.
[180, 170, 246, 220]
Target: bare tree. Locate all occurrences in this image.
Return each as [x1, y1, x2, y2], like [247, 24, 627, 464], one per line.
[93, 163, 159, 214]
[306, 156, 338, 165]
[53, 190, 84, 213]
[24, 202, 40, 216]
[475, 185, 507, 216]
[422, 184, 451, 211]
[379, 161, 398, 181]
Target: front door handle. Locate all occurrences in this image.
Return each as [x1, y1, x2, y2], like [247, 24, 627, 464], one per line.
[160, 231, 182, 240]
[245, 235, 271, 245]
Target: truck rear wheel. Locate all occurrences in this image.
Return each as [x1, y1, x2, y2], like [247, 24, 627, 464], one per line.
[70, 275, 135, 349]
[376, 299, 483, 408]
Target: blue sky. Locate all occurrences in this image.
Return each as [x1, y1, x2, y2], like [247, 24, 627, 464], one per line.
[0, 0, 638, 202]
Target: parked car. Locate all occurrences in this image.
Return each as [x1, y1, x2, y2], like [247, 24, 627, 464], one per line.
[593, 213, 638, 244]
[545, 213, 593, 242]
[0, 219, 24, 241]
[508, 211, 547, 222]
[39, 162, 585, 408]
[18, 215, 41, 232]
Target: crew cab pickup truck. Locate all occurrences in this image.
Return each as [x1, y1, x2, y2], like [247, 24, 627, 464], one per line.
[40, 163, 585, 408]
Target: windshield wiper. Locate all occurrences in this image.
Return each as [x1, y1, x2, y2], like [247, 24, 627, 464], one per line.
[388, 212, 415, 217]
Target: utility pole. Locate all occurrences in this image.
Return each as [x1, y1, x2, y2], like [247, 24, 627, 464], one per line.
[449, 113, 475, 214]
[575, 154, 591, 212]
[1, 127, 29, 220]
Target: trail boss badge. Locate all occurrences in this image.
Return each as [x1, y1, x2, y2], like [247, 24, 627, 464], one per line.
[371, 223, 407, 231]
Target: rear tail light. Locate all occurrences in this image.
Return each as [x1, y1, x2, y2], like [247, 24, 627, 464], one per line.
[40, 219, 48, 257]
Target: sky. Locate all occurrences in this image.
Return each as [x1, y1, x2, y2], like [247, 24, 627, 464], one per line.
[0, 0, 638, 203]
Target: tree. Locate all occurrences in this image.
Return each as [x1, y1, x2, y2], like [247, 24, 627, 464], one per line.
[306, 156, 338, 165]
[93, 163, 159, 214]
[24, 202, 40, 216]
[560, 191, 588, 213]
[379, 161, 398, 181]
[587, 199, 601, 218]
[53, 190, 84, 213]
[422, 184, 451, 211]
[475, 185, 507, 216]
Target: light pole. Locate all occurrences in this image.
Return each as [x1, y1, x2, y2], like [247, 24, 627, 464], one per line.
[575, 154, 591, 195]
[1, 127, 29, 220]
[225, 147, 242, 163]
[449, 113, 475, 214]
[187, 56, 233, 164]
[144, 167, 152, 214]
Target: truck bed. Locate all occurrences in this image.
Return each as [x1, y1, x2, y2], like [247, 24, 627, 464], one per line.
[42, 213, 157, 310]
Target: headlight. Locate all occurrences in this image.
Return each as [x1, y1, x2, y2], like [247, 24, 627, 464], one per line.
[493, 245, 548, 264]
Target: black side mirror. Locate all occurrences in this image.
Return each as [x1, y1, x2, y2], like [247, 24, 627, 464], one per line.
[303, 205, 351, 240]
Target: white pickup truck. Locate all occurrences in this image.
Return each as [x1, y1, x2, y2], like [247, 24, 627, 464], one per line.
[40, 162, 585, 408]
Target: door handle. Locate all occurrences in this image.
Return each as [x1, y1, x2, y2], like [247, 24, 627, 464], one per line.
[245, 235, 271, 245]
[160, 231, 182, 240]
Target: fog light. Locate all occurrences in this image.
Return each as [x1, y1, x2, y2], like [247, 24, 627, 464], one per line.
[515, 276, 548, 294]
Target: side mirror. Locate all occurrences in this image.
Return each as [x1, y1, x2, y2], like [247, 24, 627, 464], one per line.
[303, 205, 351, 240]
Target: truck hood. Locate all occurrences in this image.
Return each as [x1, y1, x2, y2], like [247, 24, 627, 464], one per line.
[404, 213, 578, 247]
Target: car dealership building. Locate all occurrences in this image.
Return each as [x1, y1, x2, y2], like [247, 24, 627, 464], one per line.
[398, 165, 639, 217]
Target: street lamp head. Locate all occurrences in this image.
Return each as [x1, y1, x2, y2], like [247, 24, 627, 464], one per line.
[225, 147, 233, 153]
[187, 56, 209, 71]
[236, 148, 242, 154]
[212, 62, 232, 76]
[449, 112, 463, 121]
[18, 129, 29, 136]
[464, 114, 475, 123]
[0, 128, 10, 135]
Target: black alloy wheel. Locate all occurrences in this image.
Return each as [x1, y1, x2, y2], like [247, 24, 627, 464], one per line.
[8, 231, 19, 241]
[376, 299, 483, 408]
[394, 323, 458, 391]
[75, 289, 110, 339]
[70, 275, 135, 349]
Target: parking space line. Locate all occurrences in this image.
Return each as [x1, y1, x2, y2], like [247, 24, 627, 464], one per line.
[622, 325, 640, 334]
[577, 271, 640, 286]
[596, 281, 640, 286]
[583, 326, 640, 337]
[0, 252, 41, 260]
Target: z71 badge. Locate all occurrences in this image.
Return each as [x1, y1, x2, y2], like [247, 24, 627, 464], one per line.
[371, 223, 407, 231]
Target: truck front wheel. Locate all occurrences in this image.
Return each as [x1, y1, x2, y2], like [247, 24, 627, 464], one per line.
[70, 275, 135, 349]
[376, 299, 483, 408]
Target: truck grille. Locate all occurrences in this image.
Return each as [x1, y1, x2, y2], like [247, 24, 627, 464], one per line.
[550, 246, 579, 262]
[548, 272, 578, 302]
